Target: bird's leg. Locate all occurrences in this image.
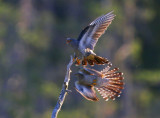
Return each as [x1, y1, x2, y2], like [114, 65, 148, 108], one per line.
[73, 53, 81, 66]
[75, 58, 81, 66]
[92, 79, 97, 85]
[73, 53, 77, 62]
[82, 57, 87, 66]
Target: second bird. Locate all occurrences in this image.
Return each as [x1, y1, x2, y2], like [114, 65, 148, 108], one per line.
[75, 65, 124, 101]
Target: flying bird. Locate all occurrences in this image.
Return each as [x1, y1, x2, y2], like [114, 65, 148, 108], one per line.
[75, 65, 124, 101]
[66, 11, 115, 66]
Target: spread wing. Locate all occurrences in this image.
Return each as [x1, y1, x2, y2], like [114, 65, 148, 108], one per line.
[78, 11, 115, 51]
[75, 81, 99, 101]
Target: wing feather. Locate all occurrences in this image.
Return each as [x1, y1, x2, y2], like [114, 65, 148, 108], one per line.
[78, 11, 115, 52]
[77, 26, 90, 41]
[96, 65, 124, 101]
[87, 11, 115, 50]
[75, 81, 99, 101]
[78, 25, 95, 53]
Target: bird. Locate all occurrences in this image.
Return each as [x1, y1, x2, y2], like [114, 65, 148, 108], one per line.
[66, 11, 115, 66]
[74, 64, 124, 101]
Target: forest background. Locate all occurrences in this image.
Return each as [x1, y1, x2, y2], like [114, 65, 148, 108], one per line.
[0, 0, 160, 118]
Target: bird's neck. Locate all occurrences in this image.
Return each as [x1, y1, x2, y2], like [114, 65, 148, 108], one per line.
[70, 39, 79, 49]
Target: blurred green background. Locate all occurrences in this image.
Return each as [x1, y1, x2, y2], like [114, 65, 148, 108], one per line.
[0, 0, 160, 118]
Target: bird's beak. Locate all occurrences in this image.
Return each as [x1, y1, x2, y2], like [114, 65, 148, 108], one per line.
[66, 39, 71, 44]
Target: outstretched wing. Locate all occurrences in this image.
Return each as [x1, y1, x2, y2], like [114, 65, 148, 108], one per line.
[78, 11, 115, 52]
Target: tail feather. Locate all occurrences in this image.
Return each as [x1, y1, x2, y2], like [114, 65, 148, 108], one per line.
[87, 59, 94, 66]
[105, 72, 123, 78]
[108, 80, 124, 85]
[75, 54, 111, 66]
[93, 59, 103, 65]
[109, 84, 124, 89]
[96, 88, 109, 101]
[96, 66, 124, 101]
[81, 54, 111, 66]
[75, 58, 81, 66]
[94, 55, 109, 64]
[105, 86, 122, 93]
[101, 64, 112, 74]
[105, 68, 119, 74]
[106, 77, 124, 80]
[94, 57, 105, 65]
[96, 87, 119, 101]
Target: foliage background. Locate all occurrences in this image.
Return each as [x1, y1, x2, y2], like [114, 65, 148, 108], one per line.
[0, 0, 160, 118]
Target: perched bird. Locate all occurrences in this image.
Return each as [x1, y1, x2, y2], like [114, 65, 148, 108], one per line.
[75, 65, 124, 101]
[66, 11, 115, 66]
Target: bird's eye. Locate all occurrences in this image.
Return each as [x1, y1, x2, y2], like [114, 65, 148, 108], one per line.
[66, 39, 71, 44]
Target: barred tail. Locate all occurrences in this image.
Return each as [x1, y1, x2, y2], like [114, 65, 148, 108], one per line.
[82, 54, 111, 66]
[96, 67, 124, 101]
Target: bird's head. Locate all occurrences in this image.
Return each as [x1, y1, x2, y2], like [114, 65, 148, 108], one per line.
[66, 38, 78, 48]
[66, 38, 73, 44]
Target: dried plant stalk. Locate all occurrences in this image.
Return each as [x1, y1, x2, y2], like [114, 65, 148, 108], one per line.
[51, 56, 73, 118]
